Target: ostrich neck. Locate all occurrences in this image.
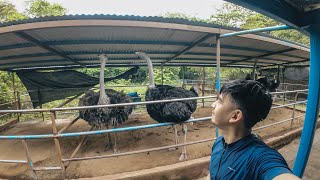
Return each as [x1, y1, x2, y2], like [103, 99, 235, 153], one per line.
[98, 56, 110, 105]
[145, 56, 155, 88]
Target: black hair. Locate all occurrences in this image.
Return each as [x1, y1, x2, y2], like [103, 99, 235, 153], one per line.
[220, 79, 272, 128]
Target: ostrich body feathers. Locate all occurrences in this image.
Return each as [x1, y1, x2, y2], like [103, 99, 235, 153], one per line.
[79, 89, 133, 127]
[146, 85, 198, 123]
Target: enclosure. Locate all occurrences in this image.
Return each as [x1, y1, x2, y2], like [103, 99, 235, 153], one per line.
[0, 14, 313, 179]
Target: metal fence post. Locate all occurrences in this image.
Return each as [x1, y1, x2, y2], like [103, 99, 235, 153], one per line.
[290, 92, 299, 129]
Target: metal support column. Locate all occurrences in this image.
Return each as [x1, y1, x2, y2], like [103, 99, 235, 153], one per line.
[215, 33, 221, 137]
[293, 26, 320, 177]
[252, 58, 258, 80]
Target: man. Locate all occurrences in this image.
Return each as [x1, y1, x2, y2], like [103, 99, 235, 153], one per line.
[207, 79, 300, 180]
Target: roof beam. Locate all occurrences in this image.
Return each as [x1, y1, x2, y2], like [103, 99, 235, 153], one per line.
[0, 40, 308, 60]
[14, 31, 86, 67]
[162, 33, 215, 65]
[0, 51, 295, 62]
[0, 57, 275, 70]
[226, 48, 297, 65]
[6, 63, 255, 72]
[259, 59, 310, 68]
[220, 25, 292, 38]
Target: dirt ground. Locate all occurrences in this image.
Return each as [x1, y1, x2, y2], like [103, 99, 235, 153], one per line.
[0, 106, 305, 179]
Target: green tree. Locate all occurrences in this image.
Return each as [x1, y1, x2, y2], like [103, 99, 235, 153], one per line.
[0, 0, 67, 111]
[0, 0, 27, 23]
[209, 2, 255, 27]
[25, 0, 67, 17]
[163, 12, 205, 22]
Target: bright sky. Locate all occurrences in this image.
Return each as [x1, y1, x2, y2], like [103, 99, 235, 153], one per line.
[9, 0, 225, 19]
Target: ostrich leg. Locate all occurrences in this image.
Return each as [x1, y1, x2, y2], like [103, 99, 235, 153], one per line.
[105, 124, 113, 151]
[113, 124, 120, 154]
[169, 124, 179, 151]
[179, 123, 188, 161]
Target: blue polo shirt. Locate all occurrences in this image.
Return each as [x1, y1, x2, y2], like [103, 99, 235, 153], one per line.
[210, 134, 292, 180]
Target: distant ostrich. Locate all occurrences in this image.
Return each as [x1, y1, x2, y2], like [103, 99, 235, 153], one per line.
[245, 74, 280, 92]
[136, 52, 200, 161]
[78, 54, 133, 153]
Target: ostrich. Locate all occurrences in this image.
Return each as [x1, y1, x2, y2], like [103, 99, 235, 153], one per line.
[136, 52, 200, 161]
[78, 54, 133, 153]
[245, 74, 280, 92]
[245, 74, 280, 102]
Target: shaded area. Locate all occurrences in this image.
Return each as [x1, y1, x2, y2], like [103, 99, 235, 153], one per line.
[17, 66, 139, 108]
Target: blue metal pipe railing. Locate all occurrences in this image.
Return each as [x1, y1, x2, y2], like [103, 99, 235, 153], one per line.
[0, 99, 308, 140]
[293, 27, 320, 177]
[220, 25, 292, 38]
[0, 116, 211, 140]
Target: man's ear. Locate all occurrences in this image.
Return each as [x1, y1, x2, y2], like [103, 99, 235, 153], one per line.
[229, 110, 243, 123]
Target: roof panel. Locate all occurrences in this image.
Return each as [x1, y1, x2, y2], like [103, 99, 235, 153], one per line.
[0, 47, 50, 58]
[0, 15, 310, 70]
[24, 26, 204, 43]
[0, 34, 29, 46]
[50, 44, 184, 53]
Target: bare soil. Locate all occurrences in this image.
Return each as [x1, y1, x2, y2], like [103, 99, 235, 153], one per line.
[0, 106, 305, 179]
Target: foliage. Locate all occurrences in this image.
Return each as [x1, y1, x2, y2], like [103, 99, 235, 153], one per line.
[0, 71, 13, 107]
[162, 12, 206, 22]
[221, 68, 251, 80]
[25, 0, 67, 17]
[0, 0, 67, 116]
[0, 0, 27, 22]
[209, 2, 255, 27]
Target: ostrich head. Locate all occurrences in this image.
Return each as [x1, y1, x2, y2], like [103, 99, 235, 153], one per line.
[135, 52, 155, 88]
[190, 82, 202, 96]
[97, 54, 110, 105]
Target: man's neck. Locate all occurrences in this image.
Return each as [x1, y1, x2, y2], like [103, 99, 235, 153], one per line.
[221, 127, 251, 144]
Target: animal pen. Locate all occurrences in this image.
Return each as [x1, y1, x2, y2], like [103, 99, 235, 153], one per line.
[0, 15, 313, 179]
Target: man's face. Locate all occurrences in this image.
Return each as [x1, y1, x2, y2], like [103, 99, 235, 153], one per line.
[211, 93, 239, 129]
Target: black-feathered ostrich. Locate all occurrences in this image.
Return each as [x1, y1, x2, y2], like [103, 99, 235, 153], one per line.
[245, 74, 280, 92]
[136, 52, 200, 161]
[78, 54, 133, 153]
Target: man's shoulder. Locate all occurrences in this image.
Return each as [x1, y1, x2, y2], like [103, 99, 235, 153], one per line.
[249, 136, 279, 155]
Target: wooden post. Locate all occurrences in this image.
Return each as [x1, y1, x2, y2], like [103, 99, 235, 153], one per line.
[202, 67, 205, 107]
[50, 111, 66, 177]
[17, 91, 21, 120]
[22, 139, 38, 179]
[11, 72, 19, 120]
[182, 66, 186, 88]
[64, 126, 94, 168]
[283, 84, 287, 104]
[290, 92, 299, 129]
